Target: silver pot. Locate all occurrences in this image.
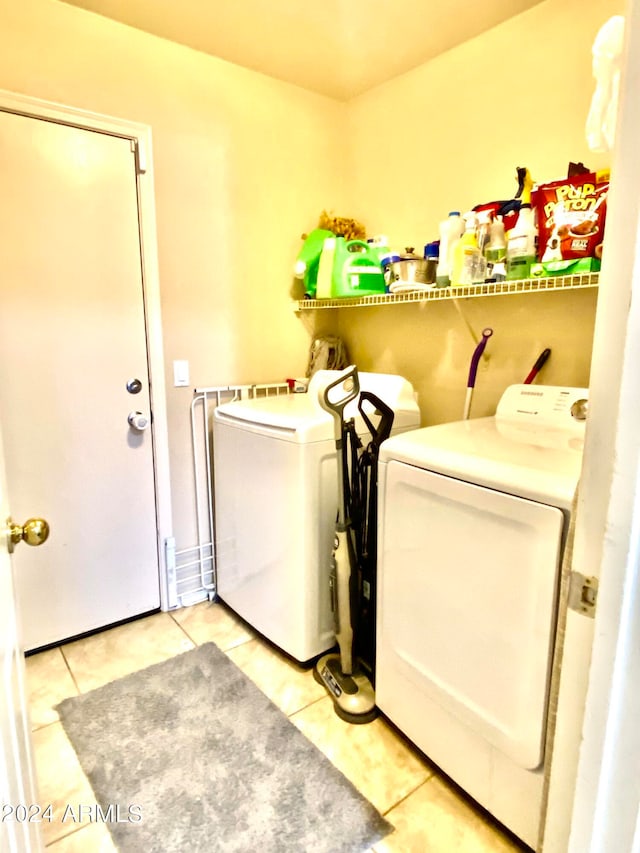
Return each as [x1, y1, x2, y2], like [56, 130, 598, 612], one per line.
[385, 247, 430, 286]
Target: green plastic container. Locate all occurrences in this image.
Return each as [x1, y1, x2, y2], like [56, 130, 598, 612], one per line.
[294, 228, 334, 297]
[331, 238, 386, 298]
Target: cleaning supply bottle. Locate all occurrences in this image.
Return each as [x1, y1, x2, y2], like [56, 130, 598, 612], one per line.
[506, 205, 537, 280]
[423, 241, 439, 285]
[485, 216, 507, 281]
[367, 234, 390, 263]
[474, 210, 491, 283]
[331, 239, 386, 297]
[450, 212, 481, 288]
[435, 211, 464, 287]
[315, 236, 337, 299]
[294, 228, 334, 297]
[476, 210, 492, 256]
[367, 235, 393, 290]
[507, 169, 537, 280]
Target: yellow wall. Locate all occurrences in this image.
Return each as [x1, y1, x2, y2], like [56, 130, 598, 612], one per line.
[0, 0, 346, 543]
[336, 0, 622, 425]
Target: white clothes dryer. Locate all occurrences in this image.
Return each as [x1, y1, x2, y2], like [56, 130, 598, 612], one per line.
[375, 384, 588, 848]
[213, 370, 420, 663]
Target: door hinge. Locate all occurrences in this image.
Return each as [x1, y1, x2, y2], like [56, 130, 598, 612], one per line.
[568, 572, 599, 618]
[131, 138, 147, 174]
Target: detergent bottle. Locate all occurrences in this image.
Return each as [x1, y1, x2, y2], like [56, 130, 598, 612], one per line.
[435, 211, 464, 287]
[450, 213, 481, 288]
[293, 228, 334, 297]
[331, 239, 386, 297]
[507, 169, 537, 280]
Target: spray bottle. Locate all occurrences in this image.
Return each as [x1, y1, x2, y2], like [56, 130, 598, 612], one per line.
[474, 210, 492, 283]
[485, 216, 507, 281]
[506, 169, 537, 280]
[450, 212, 481, 288]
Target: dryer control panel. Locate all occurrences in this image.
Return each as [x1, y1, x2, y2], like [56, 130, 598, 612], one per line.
[496, 384, 589, 427]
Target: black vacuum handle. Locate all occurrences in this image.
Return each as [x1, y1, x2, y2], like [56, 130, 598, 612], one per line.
[358, 391, 395, 449]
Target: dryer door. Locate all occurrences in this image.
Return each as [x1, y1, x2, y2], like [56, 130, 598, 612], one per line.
[376, 461, 564, 770]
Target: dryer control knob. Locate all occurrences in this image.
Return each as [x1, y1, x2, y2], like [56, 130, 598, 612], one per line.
[570, 398, 589, 420]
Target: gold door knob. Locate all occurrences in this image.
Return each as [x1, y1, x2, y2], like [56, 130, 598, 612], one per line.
[7, 517, 50, 553]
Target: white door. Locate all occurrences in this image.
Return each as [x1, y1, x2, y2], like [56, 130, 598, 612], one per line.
[0, 419, 43, 852]
[0, 110, 160, 651]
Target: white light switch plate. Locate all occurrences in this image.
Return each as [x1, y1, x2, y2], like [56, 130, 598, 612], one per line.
[173, 360, 190, 387]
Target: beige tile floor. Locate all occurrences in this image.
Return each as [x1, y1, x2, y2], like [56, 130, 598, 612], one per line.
[25, 601, 530, 852]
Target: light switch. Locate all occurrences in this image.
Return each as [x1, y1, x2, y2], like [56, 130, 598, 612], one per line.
[173, 360, 190, 387]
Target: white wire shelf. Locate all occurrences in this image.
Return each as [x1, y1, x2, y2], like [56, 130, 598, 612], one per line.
[293, 272, 600, 311]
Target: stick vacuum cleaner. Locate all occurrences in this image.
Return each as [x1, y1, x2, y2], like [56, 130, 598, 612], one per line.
[314, 366, 392, 724]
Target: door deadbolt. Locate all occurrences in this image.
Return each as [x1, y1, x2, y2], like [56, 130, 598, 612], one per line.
[7, 517, 50, 554]
[126, 378, 143, 394]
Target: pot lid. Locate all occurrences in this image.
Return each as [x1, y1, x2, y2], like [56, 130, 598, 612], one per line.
[399, 247, 421, 260]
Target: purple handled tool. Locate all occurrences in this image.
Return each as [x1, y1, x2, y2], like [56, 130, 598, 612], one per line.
[463, 327, 493, 420]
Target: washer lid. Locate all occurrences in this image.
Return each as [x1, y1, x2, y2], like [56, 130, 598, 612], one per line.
[214, 392, 334, 442]
[379, 414, 585, 509]
[213, 370, 420, 443]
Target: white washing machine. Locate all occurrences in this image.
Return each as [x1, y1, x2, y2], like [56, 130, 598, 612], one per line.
[376, 384, 588, 848]
[213, 370, 420, 663]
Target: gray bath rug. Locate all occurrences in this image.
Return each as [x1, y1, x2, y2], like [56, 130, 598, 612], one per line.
[57, 642, 393, 852]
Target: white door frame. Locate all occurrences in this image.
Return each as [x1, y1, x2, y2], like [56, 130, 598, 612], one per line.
[0, 89, 173, 612]
[544, 1, 640, 850]
[565, 0, 640, 848]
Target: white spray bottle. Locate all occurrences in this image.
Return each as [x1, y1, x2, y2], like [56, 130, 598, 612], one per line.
[506, 169, 537, 281]
[435, 211, 464, 287]
[486, 216, 507, 281]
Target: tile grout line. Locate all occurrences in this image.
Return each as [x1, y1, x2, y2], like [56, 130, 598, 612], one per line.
[59, 645, 81, 695]
[167, 610, 199, 647]
[167, 608, 257, 655]
[380, 774, 435, 818]
[288, 692, 330, 720]
[44, 821, 96, 849]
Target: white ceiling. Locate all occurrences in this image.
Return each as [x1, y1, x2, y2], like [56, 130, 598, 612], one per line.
[61, 0, 547, 100]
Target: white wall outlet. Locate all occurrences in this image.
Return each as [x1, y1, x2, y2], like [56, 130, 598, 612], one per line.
[173, 360, 190, 387]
